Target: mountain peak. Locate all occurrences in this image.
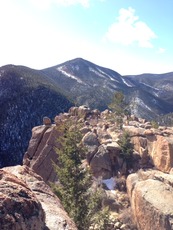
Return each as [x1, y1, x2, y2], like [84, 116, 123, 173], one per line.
[1, 57, 173, 170]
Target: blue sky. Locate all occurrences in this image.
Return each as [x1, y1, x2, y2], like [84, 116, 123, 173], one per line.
[0, 0, 172, 75]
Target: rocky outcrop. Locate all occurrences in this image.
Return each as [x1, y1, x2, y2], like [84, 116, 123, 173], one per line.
[125, 125, 173, 172]
[90, 144, 112, 178]
[3, 165, 77, 230]
[23, 125, 59, 183]
[23, 106, 173, 183]
[82, 131, 99, 163]
[68, 105, 91, 120]
[0, 168, 45, 230]
[23, 107, 125, 181]
[126, 169, 173, 230]
[23, 106, 98, 184]
[16, 106, 173, 229]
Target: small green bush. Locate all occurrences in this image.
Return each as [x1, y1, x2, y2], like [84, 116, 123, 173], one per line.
[118, 131, 134, 174]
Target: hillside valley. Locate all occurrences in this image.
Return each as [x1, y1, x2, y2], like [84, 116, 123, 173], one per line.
[0, 65, 73, 167]
[1, 58, 173, 167]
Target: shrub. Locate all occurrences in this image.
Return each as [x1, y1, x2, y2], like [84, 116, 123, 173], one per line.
[151, 120, 159, 129]
[118, 131, 134, 174]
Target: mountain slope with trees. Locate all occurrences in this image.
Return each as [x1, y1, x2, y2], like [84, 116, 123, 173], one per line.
[1, 58, 173, 167]
[0, 64, 73, 167]
[42, 58, 173, 119]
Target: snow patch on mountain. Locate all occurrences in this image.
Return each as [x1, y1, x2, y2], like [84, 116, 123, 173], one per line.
[89, 67, 119, 82]
[89, 67, 106, 79]
[141, 82, 160, 91]
[96, 68, 118, 82]
[121, 78, 134, 87]
[135, 97, 152, 112]
[71, 64, 80, 71]
[57, 66, 84, 84]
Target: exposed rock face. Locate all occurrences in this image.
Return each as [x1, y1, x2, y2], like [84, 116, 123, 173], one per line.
[3, 165, 77, 230]
[43, 116, 52, 126]
[23, 107, 125, 181]
[23, 125, 59, 183]
[0, 168, 45, 230]
[20, 106, 173, 229]
[69, 105, 91, 120]
[127, 170, 173, 230]
[23, 106, 173, 185]
[125, 125, 173, 172]
[90, 144, 112, 178]
[82, 131, 99, 163]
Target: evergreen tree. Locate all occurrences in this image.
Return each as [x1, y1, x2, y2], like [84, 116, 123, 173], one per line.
[52, 118, 110, 230]
[109, 91, 125, 116]
[109, 91, 130, 129]
[118, 131, 134, 173]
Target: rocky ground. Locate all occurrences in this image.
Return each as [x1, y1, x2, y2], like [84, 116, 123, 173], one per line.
[1, 165, 77, 230]
[1, 105, 173, 229]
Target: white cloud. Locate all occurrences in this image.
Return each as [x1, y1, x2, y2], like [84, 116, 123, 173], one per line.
[29, 0, 90, 9]
[29, 0, 105, 9]
[106, 7, 157, 48]
[0, 1, 171, 75]
[55, 0, 90, 7]
[157, 48, 166, 54]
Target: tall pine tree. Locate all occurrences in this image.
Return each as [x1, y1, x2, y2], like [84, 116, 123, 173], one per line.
[52, 118, 110, 230]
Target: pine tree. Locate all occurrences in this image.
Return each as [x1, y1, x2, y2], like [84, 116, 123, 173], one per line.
[118, 131, 134, 173]
[109, 91, 130, 129]
[52, 118, 110, 230]
[109, 91, 125, 116]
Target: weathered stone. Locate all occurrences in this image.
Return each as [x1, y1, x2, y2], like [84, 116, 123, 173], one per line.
[97, 127, 112, 144]
[68, 106, 79, 116]
[151, 135, 173, 173]
[43, 116, 52, 125]
[127, 170, 173, 230]
[24, 106, 173, 183]
[80, 126, 91, 135]
[90, 144, 112, 178]
[129, 126, 173, 173]
[54, 113, 70, 124]
[130, 115, 139, 122]
[107, 127, 121, 141]
[91, 109, 100, 116]
[106, 142, 121, 152]
[143, 129, 153, 135]
[114, 221, 121, 228]
[125, 126, 146, 136]
[0, 168, 45, 230]
[69, 105, 91, 120]
[4, 165, 77, 230]
[142, 121, 152, 129]
[82, 132, 99, 163]
[138, 117, 146, 123]
[103, 190, 121, 212]
[23, 125, 59, 183]
[170, 168, 173, 175]
[120, 224, 128, 230]
[82, 132, 99, 146]
[128, 121, 139, 127]
[100, 109, 111, 118]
